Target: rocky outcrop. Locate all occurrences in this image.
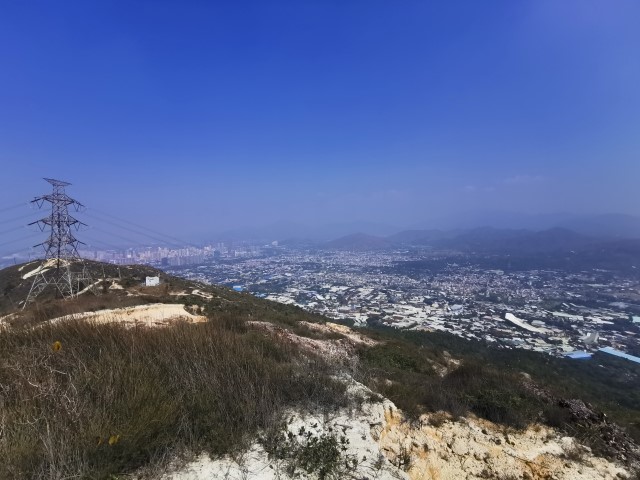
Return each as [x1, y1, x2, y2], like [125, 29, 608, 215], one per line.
[157, 378, 632, 480]
[376, 406, 630, 480]
[157, 379, 406, 480]
[555, 398, 639, 467]
[522, 380, 640, 468]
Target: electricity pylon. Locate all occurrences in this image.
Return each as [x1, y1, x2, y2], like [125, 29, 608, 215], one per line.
[23, 178, 94, 307]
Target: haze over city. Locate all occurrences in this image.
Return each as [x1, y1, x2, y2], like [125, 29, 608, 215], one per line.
[1, 1, 639, 240]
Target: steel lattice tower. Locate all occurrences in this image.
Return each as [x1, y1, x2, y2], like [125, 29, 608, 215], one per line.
[24, 178, 94, 307]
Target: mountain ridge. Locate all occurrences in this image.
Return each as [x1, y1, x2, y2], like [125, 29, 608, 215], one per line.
[323, 226, 604, 253]
[193, 213, 640, 244]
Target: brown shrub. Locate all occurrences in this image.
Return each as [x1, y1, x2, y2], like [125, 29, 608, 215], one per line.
[0, 318, 346, 479]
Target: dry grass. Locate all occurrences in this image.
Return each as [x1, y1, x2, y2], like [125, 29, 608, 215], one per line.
[9, 290, 151, 328]
[0, 316, 347, 479]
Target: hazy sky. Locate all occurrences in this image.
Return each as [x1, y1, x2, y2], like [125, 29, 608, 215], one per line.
[1, 1, 639, 239]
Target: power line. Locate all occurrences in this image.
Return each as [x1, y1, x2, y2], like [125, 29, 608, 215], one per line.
[0, 244, 36, 254]
[87, 225, 183, 252]
[84, 212, 186, 248]
[0, 225, 31, 236]
[0, 231, 42, 248]
[81, 235, 126, 251]
[83, 228, 138, 249]
[87, 225, 144, 245]
[87, 207, 199, 247]
[0, 202, 31, 214]
[0, 210, 41, 226]
[0, 247, 37, 262]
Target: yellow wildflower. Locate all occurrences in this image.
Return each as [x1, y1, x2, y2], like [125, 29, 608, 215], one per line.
[108, 434, 120, 446]
[52, 341, 62, 352]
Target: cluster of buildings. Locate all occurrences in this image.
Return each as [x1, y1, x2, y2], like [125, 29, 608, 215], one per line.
[166, 247, 640, 360]
[78, 242, 262, 266]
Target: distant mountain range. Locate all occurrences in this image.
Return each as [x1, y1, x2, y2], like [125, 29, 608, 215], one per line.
[206, 221, 400, 243]
[321, 227, 600, 253]
[433, 227, 597, 254]
[320, 226, 640, 272]
[203, 213, 640, 244]
[323, 233, 395, 250]
[321, 226, 640, 256]
[557, 214, 640, 239]
[417, 212, 640, 239]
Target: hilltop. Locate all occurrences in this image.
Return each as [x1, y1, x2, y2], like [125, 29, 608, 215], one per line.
[0, 260, 173, 314]
[323, 232, 394, 251]
[1, 261, 639, 479]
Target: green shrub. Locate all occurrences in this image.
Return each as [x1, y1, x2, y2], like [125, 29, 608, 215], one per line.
[358, 344, 541, 428]
[262, 424, 358, 479]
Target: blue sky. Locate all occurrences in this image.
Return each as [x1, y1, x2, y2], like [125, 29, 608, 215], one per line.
[1, 0, 639, 239]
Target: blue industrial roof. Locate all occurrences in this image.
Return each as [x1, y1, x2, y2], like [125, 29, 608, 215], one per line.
[598, 347, 640, 364]
[565, 351, 593, 360]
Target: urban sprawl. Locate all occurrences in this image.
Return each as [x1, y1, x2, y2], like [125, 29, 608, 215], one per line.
[54, 243, 640, 362]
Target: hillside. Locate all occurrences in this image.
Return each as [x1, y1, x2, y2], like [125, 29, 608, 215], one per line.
[434, 227, 597, 253]
[323, 232, 394, 250]
[386, 228, 455, 245]
[1, 261, 639, 479]
[558, 214, 640, 239]
[0, 260, 172, 315]
[321, 227, 640, 274]
[322, 227, 603, 253]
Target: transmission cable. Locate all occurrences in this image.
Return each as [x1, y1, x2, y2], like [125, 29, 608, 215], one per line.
[87, 208, 199, 247]
[82, 234, 129, 252]
[84, 212, 187, 248]
[0, 231, 42, 248]
[86, 210, 193, 248]
[90, 223, 178, 248]
[0, 246, 36, 260]
[0, 202, 32, 214]
[0, 225, 32, 236]
[0, 210, 42, 226]
[86, 226, 145, 246]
